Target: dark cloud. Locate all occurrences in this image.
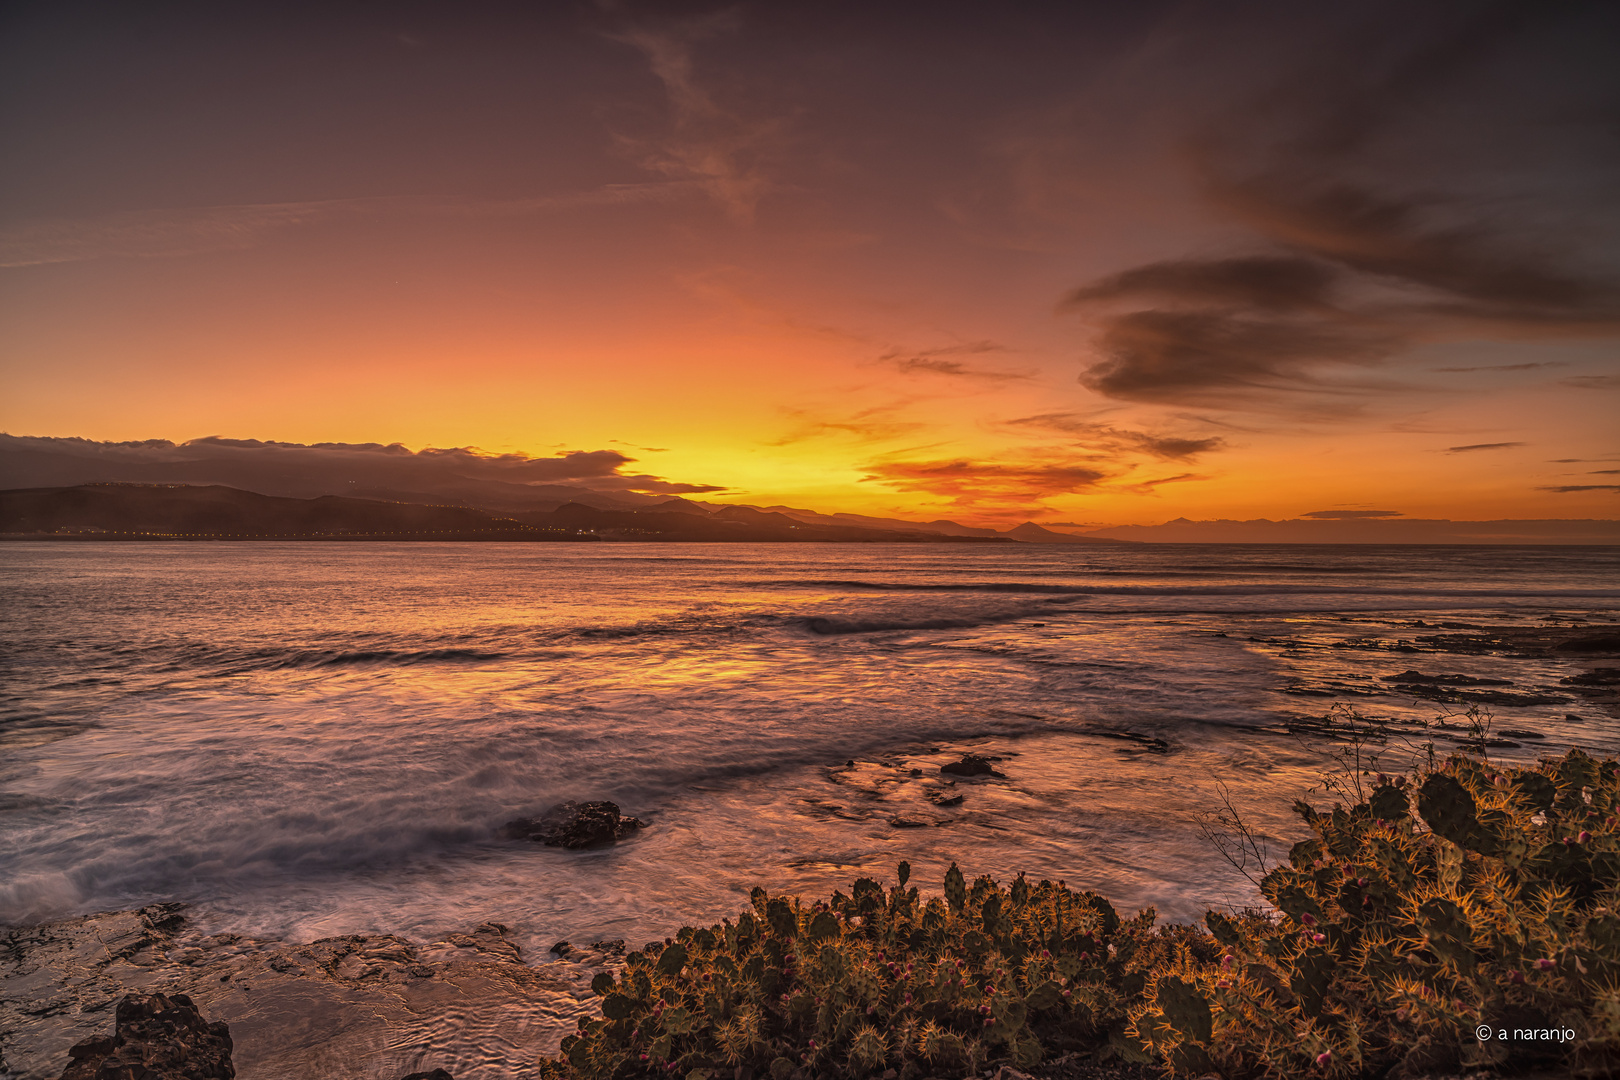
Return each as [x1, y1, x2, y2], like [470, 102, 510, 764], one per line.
[0, 433, 727, 506]
[1301, 509, 1403, 519]
[1003, 413, 1226, 461]
[1079, 307, 1394, 406]
[1063, 255, 1339, 312]
[1591, 469, 1620, 475]
[1445, 442, 1525, 453]
[1540, 485, 1620, 493]
[1063, 3, 1620, 409]
[1562, 375, 1620, 389]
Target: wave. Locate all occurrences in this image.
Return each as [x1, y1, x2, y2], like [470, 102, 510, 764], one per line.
[206, 646, 514, 674]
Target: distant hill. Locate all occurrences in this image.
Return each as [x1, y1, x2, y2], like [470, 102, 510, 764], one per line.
[1002, 521, 1129, 544]
[0, 485, 594, 541]
[0, 485, 1015, 544]
[1082, 516, 1620, 544]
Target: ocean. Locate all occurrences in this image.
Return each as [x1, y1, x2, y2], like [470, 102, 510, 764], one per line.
[3, 541, 1617, 957]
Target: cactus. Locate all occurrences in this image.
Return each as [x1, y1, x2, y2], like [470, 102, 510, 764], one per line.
[943, 862, 966, 913]
[545, 748, 1618, 1080]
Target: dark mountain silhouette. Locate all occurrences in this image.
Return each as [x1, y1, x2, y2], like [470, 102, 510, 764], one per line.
[0, 484, 595, 541]
[1003, 521, 1127, 544]
[0, 485, 1015, 544]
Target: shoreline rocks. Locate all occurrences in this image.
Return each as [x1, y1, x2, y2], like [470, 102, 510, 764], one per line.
[939, 754, 1005, 779]
[60, 992, 234, 1080]
[500, 801, 644, 849]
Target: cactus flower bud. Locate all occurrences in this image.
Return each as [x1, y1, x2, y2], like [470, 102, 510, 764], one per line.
[1062, 988, 1071, 997]
[1042, 949, 1051, 959]
[1510, 970, 1525, 985]
[807, 1039, 816, 1049]
[1316, 1050, 1332, 1067]
[904, 993, 912, 1004]
[1313, 933, 1327, 943]
[1536, 958, 1555, 970]
[867, 1005, 876, 1015]
[1221, 954, 1235, 969]
[1357, 877, 1368, 887]
[1579, 831, 1591, 843]
[984, 1017, 994, 1027]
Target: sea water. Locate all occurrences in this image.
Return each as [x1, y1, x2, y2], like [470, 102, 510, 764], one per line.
[2, 542, 1616, 957]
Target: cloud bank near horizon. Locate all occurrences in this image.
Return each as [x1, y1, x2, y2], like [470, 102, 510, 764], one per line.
[0, 433, 727, 506]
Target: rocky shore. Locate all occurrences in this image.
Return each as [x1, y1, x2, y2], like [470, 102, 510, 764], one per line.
[0, 904, 621, 1080]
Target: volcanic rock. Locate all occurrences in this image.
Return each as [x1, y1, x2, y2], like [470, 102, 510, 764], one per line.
[939, 754, 1005, 779]
[501, 801, 643, 848]
[59, 992, 234, 1080]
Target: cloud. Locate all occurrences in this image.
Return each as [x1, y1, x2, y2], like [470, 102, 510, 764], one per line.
[1445, 442, 1526, 453]
[604, 12, 787, 223]
[1003, 413, 1227, 461]
[859, 457, 1108, 509]
[1119, 472, 1207, 495]
[1539, 485, 1620, 493]
[1060, 5, 1620, 410]
[0, 185, 693, 268]
[1591, 469, 1620, 475]
[0, 433, 726, 503]
[1063, 255, 1340, 312]
[768, 404, 926, 446]
[1562, 375, 1620, 390]
[1430, 362, 1561, 373]
[1301, 509, 1403, 519]
[882, 342, 1031, 381]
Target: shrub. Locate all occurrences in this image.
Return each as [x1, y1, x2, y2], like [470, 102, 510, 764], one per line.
[547, 748, 1620, 1079]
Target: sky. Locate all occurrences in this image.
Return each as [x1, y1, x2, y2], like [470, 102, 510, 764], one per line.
[2, 0, 1618, 527]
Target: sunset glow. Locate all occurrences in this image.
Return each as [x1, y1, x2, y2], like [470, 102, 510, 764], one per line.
[3, 2, 1617, 527]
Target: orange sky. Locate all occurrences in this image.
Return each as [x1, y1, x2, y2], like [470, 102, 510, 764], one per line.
[2, 2, 1617, 526]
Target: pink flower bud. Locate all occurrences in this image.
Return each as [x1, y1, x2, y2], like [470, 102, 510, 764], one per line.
[1301, 912, 1317, 926]
[1313, 933, 1327, 944]
[1216, 978, 1231, 988]
[1579, 831, 1591, 843]
[983, 1017, 994, 1027]
[1316, 1050, 1332, 1067]
[1220, 954, 1235, 969]
[1536, 958, 1555, 970]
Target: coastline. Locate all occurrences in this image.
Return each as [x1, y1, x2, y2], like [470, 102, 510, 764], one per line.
[0, 904, 605, 1080]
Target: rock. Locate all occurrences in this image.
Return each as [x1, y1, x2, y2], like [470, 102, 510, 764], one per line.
[501, 801, 643, 848]
[939, 754, 1004, 779]
[1554, 633, 1620, 653]
[399, 1071, 454, 1080]
[1563, 667, 1620, 686]
[59, 992, 234, 1080]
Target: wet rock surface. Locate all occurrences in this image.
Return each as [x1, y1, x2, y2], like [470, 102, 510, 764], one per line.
[0, 906, 615, 1080]
[59, 992, 234, 1080]
[500, 801, 643, 849]
[940, 754, 1005, 778]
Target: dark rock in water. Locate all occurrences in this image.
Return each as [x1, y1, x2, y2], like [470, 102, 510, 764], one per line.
[399, 1071, 455, 1080]
[501, 801, 643, 848]
[1563, 667, 1620, 686]
[1383, 669, 1512, 686]
[1555, 634, 1620, 653]
[940, 754, 1005, 778]
[59, 992, 234, 1080]
[928, 790, 965, 807]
